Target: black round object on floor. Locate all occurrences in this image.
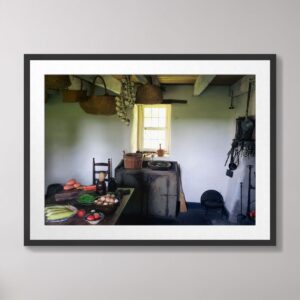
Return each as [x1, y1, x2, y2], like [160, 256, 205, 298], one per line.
[201, 190, 224, 209]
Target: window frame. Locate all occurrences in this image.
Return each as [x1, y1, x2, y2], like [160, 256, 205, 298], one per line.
[137, 104, 171, 154]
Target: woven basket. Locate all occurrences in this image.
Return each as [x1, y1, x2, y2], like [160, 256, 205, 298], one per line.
[80, 76, 116, 115]
[123, 153, 143, 169]
[45, 75, 71, 90]
[63, 79, 87, 103]
[136, 83, 163, 104]
[95, 203, 118, 215]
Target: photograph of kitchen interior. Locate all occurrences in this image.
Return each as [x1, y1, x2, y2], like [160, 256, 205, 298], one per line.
[45, 74, 256, 226]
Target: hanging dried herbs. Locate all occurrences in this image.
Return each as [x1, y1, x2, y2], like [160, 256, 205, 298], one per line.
[115, 76, 136, 125]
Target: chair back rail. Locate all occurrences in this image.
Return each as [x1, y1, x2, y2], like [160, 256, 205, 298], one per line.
[93, 157, 112, 184]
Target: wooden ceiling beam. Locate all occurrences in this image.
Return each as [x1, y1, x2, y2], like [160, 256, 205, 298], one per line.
[193, 75, 216, 96]
[75, 75, 122, 94]
[230, 75, 255, 97]
[114, 75, 197, 85]
[157, 75, 197, 84]
[211, 75, 244, 86]
[78, 74, 246, 88]
[90, 74, 247, 96]
[113, 75, 148, 84]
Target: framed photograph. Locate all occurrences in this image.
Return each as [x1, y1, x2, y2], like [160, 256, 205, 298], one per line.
[24, 54, 276, 246]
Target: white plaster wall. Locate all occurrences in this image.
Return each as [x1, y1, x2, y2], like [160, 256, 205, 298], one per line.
[166, 85, 236, 203]
[45, 91, 131, 187]
[165, 85, 255, 214]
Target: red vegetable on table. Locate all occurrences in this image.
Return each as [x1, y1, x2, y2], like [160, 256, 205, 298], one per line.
[63, 185, 74, 191]
[66, 179, 76, 186]
[77, 209, 86, 218]
[93, 213, 101, 220]
[87, 215, 95, 221]
[83, 185, 96, 191]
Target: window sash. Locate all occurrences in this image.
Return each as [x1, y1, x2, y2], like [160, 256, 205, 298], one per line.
[137, 104, 171, 153]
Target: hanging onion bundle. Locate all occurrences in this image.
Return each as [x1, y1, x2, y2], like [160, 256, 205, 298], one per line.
[115, 76, 136, 125]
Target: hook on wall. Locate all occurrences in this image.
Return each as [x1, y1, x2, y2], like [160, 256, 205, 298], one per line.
[229, 89, 235, 109]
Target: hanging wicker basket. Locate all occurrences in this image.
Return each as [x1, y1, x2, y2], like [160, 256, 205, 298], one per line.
[80, 76, 116, 115]
[136, 83, 163, 104]
[45, 75, 71, 90]
[63, 79, 87, 103]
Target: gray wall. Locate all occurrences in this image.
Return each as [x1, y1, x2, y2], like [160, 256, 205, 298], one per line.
[0, 0, 298, 299]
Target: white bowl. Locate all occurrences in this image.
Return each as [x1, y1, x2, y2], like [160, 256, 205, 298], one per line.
[84, 212, 104, 225]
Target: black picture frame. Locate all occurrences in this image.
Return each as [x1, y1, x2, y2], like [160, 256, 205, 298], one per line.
[24, 54, 276, 246]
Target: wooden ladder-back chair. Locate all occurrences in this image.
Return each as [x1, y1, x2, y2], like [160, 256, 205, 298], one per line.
[93, 158, 112, 185]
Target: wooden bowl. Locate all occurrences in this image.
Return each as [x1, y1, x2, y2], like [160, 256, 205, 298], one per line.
[94, 202, 118, 215]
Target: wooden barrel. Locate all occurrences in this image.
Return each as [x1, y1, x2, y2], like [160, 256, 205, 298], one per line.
[123, 153, 143, 169]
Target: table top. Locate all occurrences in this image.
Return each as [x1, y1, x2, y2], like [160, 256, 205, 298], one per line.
[115, 160, 178, 174]
[45, 188, 134, 226]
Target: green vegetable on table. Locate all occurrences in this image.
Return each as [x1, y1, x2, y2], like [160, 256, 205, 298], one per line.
[45, 205, 76, 221]
[77, 193, 95, 204]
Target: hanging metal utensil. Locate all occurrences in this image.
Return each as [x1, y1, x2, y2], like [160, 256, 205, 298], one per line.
[247, 165, 255, 215]
[225, 140, 237, 177]
[229, 89, 235, 109]
[237, 182, 247, 224]
[240, 182, 243, 215]
[241, 80, 255, 140]
[227, 140, 238, 171]
[229, 151, 237, 170]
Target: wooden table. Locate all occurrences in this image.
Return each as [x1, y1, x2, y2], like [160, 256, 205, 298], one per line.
[45, 188, 134, 225]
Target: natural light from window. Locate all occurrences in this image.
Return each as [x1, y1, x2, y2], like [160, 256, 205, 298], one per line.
[136, 104, 171, 153]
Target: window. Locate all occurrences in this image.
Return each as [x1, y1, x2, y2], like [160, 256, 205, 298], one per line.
[136, 104, 171, 153]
